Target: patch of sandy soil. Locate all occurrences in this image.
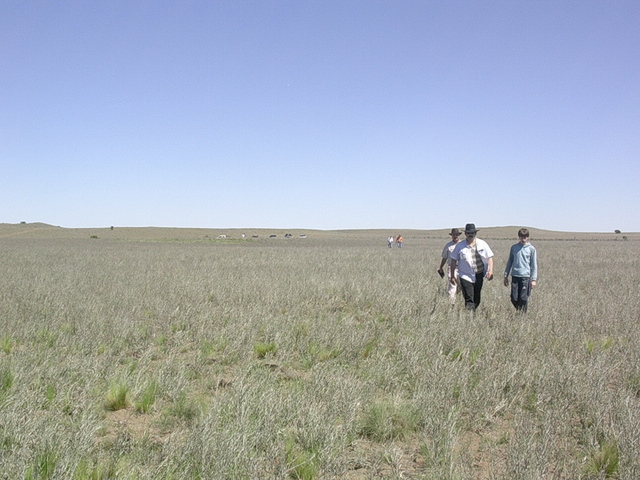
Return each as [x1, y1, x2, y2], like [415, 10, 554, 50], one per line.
[343, 438, 427, 479]
[101, 408, 169, 446]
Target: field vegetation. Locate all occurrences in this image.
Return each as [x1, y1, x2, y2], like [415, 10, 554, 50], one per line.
[0, 223, 639, 479]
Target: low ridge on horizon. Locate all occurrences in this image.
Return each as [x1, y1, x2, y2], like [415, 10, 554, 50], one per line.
[1, 222, 636, 235]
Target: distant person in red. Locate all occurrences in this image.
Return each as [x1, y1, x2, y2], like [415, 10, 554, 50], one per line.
[396, 235, 403, 248]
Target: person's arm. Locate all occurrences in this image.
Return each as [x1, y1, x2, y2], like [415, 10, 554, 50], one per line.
[438, 257, 447, 274]
[449, 259, 458, 285]
[486, 256, 494, 281]
[530, 247, 538, 287]
[503, 246, 513, 286]
[438, 244, 450, 275]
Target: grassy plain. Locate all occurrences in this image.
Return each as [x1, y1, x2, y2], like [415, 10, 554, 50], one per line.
[0, 223, 639, 479]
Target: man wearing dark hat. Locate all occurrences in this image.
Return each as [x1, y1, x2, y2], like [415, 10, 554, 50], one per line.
[449, 223, 494, 310]
[438, 228, 462, 304]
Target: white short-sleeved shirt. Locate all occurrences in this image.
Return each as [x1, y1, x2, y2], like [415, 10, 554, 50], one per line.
[450, 238, 494, 283]
[441, 240, 458, 260]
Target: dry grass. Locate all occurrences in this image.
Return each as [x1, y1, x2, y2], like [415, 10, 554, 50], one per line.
[0, 223, 639, 479]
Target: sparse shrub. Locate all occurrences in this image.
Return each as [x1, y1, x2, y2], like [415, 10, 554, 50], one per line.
[25, 446, 58, 480]
[302, 344, 339, 369]
[36, 329, 58, 348]
[1, 433, 15, 450]
[585, 337, 614, 354]
[285, 436, 319, 480]
[583, 440, 620, 478]
[0, 336, 12, 354]
[361, 337, 377, 359]
[45, 384, 56, 404]
[254, 341, 277, 358]
[627, 372, 640, 397]
[358, 398, 422, 441]
[521, 386, 538, 412]
[601, 337, 614, 350]
[60, 322, 77, 335]
[200, 339, 216, 360]
[171, 322, 188, 333]
[104, 382, 130, 411]
[134, 380, 157, 413]
[163, 391, 199, 426]
[0, 366, 14, 399]
[448, 348, 463, 362]
[73, 457, 117, 480]
[469, 347, 482, 365]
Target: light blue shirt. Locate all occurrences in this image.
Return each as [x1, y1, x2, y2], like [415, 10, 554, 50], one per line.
[504, 242, 538, 281]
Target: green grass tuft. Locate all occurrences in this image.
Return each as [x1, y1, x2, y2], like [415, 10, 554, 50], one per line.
[134, 380, 158, 414]
[583, 440, 620, 478]
[104, 382, 130, 411]
[254, 341, 277, 359]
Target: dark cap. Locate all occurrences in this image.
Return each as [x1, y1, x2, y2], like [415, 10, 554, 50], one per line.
[464, 223, 479, 234]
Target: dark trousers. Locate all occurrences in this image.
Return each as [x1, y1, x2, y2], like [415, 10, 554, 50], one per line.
[460, 275, 484, 310]
[510, 276, 532, 312]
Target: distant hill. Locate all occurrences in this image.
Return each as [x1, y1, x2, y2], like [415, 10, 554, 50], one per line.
[0, 223, 635, 241]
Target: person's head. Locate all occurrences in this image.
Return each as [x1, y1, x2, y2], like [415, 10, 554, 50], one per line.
[464, 223, 478, 241]
[518, 228, 530, 244]
[449, 228, 461, 241]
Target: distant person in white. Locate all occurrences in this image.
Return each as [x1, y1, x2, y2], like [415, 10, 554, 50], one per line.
[449, 223, 494, 311]
[437, 228, 462, 304]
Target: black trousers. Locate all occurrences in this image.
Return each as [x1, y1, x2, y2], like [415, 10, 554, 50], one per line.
[460, 275, 484, 310]
[510, 276, 532, 312]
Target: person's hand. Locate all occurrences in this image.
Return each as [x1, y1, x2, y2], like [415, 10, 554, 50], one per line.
[531, 280, 537, 288]
[437, 268, 444, 278]
[486, 272, 493, 281]
[503, 277, 509, 287]
[449, 276, 457, 286]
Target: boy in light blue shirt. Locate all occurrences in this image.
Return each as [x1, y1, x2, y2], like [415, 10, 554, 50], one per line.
[503, 228, 538, 312]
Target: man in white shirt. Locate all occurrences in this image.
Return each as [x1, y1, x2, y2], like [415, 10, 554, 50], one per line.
[449, 223, 494, 311]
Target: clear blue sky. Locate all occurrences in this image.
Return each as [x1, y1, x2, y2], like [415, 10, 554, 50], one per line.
[2, 1, 638, 232]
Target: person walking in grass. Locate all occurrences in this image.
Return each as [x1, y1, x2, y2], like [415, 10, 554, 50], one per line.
[387, 235, 394, 248]
[503, 228, 538, 312]
[449, 223, 494, 311]
[438, 228, 462, 304]
[396, 235, 403, 248]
